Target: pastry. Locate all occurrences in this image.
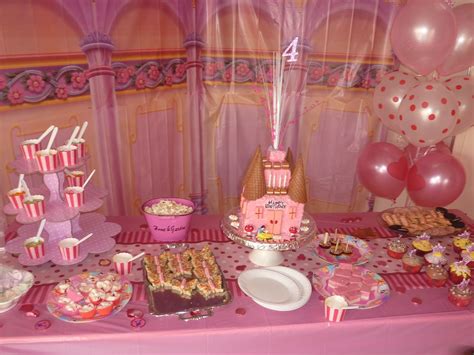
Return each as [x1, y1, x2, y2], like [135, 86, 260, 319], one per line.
[402, 250, 424, 273]
[453, 231, 471, 254]
[424, 243, 447, 265]
[412, 233, 433, 256]
[449, 261, 471, 284]
[448, 279, 472, 307]
[425, 264, 448, 287]
[387, 238, 407, 259]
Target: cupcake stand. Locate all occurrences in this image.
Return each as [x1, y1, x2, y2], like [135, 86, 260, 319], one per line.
[221, 207, 317, 266]
[3, 154, 121, 266]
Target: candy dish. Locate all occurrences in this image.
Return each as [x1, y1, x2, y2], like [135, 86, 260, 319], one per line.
[0, 266, 34, 313]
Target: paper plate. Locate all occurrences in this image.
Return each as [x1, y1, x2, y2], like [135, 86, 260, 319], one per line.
[47, 271, 133, 323]
[314, 234, 373, 265]
[312, 264, 390, 309]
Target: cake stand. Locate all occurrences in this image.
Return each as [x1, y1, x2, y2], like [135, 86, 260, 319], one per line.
[221, 208, 317, 266]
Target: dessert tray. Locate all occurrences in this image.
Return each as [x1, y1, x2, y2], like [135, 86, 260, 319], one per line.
[46, 271, 133, 323]
[221, 208, 317, 266]
[143, 246, 232, 321]
[314, 234, 373, 265]
[0, 266, 34, 313]
[380, 206, 465, 237]
[312, 263, 390, 309]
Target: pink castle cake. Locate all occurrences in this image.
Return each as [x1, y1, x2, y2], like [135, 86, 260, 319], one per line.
[239, 146, 307, 241]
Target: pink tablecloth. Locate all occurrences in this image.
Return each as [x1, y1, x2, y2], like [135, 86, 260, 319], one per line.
[0, 212, 473, 355]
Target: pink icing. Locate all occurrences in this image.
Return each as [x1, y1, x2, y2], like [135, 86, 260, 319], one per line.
[202, 261, 216, 291]
[153, 256, 165, 284]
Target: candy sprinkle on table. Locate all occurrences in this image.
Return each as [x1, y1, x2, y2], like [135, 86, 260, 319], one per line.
[411, 297, 423, 305]
[130, 318, 146, 329]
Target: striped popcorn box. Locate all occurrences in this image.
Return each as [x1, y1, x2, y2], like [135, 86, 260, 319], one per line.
[24, 237, 45, 260]
[66, 171, 85, 187]
[58, 145, 78, 167]
[35, 150, 59, 172]
[72, 138, 86, 158]
[64, 187, 84, 208]
[23, 195, 45, 218]
[113, 253, 133, 275]
[21, 140, 41, 160]
[324, 296, 348, 322]
[59, 238, 80, 261]
[7, 188, 26, 209]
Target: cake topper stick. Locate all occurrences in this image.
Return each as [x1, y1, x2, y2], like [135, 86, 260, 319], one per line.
[45, 127, 58, 152]
[76, 233, 93, 245]
[129, 252, 145, 262]
[36, 218, 46, 238]
[66, 126, 80, 148]
[82, 169, 96, 189]
[77, 121, 88, 141]
[17, 174, 24, 190]
[36, 125, 55, 143]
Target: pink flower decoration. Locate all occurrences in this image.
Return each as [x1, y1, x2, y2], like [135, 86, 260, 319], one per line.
[71, 72, 87, 89]
[127, 66, 136, 76]
[135, 73, 146, 90]
[417, 232, 431, 241]
[236, 63, 250, 77]
[26, 75, 45, 93]
[116, 68, 130, 84]
[147, 65, 160, 81]
[165, 74, 173, 86]
[327, 72, 341, 86]
[204, 63, 217, 77]
[55, 83, 68, 99]
[223, 68, 233, 82]
[0, 74, 7, 90]
[175, 63, 186, 78]
[7, 85, 25, 105]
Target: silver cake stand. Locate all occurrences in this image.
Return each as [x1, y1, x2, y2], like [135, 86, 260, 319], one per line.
[220, 208, 317, 266]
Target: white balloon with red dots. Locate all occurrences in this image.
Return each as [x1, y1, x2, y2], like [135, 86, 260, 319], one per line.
[397, 81, 457, 147]
[444, 76, 474, 136]
[373, 71, 418, 132]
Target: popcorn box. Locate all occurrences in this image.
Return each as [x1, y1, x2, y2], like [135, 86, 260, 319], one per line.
[59, 238, 80, 261]
[71, 138, 85, 159]
[23, 195, 45, 218]
[66, 171, 85, 187]
[35, 149, 59, 172]
[58, 145, 78, 167]
[113, 252, 133, 275]
[142, 198, 194, 243]
[65, 187, 84, 208]
[324, 295, 348, 322]
[24, 237, 45, 260]
[8, 188, 26, 209]
[21, 140, 40, 160]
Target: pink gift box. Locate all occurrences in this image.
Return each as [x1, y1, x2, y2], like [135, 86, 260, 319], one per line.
[23, 196, 45, 218]
[58, 146, 78, 167]
[7, 188, 26, 209]
[35, 150, 59, 172]
[21, 140, 40, 160]
[24, 237, 45, 260]
[65, 187, 84, 208]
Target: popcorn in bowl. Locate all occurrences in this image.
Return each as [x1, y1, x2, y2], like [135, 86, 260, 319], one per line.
[144, 199, 193, 216]
[0, 265, 34, 313]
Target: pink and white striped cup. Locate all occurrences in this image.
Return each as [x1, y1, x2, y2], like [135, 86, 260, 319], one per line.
[23, 195, 45, 218]
[66, 171, 85, 187]
[324, 295, 349, 322]
[64, 187, 84, 208]
[113, 253, 133, 275]
[35, 149, 59, 172]
[71, 138, 86, 159]
[7, 188, 26, 209]
[58, 145, 78, 167]
[21, 140, 41, 160]
[59, 238, 80, 261]
[24, 237, 45, 260]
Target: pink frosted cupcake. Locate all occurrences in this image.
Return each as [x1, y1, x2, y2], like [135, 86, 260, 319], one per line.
[425, 264, 448, 287]
[96, 301, 113, 316]
[448, 279, 472, 307]
[453, 231, 471, 254]
[424, 243, 447, 266]
[449, 261, 471, 284]
[387, 238, 407, 259]
[402, 250, 424, 273]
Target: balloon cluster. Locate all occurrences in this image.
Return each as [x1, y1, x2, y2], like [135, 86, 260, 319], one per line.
[357, 0, 472, 206]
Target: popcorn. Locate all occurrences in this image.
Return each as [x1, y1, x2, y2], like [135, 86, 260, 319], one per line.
[144, 199, 193, 216]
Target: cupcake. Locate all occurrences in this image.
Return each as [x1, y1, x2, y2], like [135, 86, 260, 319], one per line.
[88, 289, 105, 305]
[449, 261, 471, 284]
[412, 233, 433, 256]
[460, 244, 474, 269]
[425, 264, 448, 287]
[453, 231, 471, 254]
[387, 238, 407, 259]
[79, 303, 96, 319]
[96, 301, 113, 316]
[105, 292, 121, 307]
[62, 302, 80, 316]
[402, 250, 424, 273]
[424, 243, 447, 265]
[448, 279, 473, 308]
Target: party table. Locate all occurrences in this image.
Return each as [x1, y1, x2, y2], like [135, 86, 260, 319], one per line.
[0, 212, 473, 355]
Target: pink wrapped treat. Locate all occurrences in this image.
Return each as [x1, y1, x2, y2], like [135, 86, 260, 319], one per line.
[21, 139, 40, 160]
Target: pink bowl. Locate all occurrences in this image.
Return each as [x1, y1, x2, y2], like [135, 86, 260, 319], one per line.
[142, 198, 194, 243]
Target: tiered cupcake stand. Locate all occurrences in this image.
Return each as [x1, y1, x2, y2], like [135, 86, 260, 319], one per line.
[4, 155, 121, 266]
[221, 208, 317, 266]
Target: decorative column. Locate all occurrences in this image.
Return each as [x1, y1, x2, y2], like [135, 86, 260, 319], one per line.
[183, 33, 207, 214]
[80, 32, 126, 215]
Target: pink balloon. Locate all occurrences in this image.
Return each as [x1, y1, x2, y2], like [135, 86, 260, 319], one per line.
[407, 151, 466, 207]
[356, 142, 408, 200]
[444, 76, 474, 136]
[390, 0, 457, 76]
[404, 141, 450, 164]
[373, 71, 418, 132]
[438, 4, 474, 76]
[397, 81, 457, 147]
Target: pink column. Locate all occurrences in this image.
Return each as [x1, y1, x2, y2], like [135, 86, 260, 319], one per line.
[80, 32, 126, 215]
[183, 33, 207, 214]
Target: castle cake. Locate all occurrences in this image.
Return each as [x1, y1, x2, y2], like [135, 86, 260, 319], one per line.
[238, 146, 308, 242]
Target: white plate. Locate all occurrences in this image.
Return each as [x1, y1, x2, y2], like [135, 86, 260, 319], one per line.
[238, 269, 301, 305]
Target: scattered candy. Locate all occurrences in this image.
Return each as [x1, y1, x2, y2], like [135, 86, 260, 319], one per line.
[127, 308, 144, 319]
[411, 297, 423, 305]
[34, 319, 51, 330]
[235, 307, 246, 315]
[130, 317, 146, 329]
[26, 310, 40, 318]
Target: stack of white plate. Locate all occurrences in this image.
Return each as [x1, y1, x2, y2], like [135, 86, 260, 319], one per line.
[237, 266, 312, 311]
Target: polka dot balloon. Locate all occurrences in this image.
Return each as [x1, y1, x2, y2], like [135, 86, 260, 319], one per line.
[444, 76, 474, 136]
[373, 71, 418, 132]
[397, 81, 457, 147]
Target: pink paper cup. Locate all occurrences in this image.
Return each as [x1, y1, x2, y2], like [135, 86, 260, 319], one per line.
[113, 253, 133, 275]
[21, 139, 40, 160]
[58, 145, 78, 167]
[71, 138, 86, 158]
[65, 187, 84, 208]
[66, 171, 85, 187]
[324, 295, 348, 322]
[7, 188, 26, 209]
[35, 149, 59, 172]
[24, 237, 45, 260]
[59, 238, 80, 261]
[142, 198, 194, 243]
[23, 195, 45, 218]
